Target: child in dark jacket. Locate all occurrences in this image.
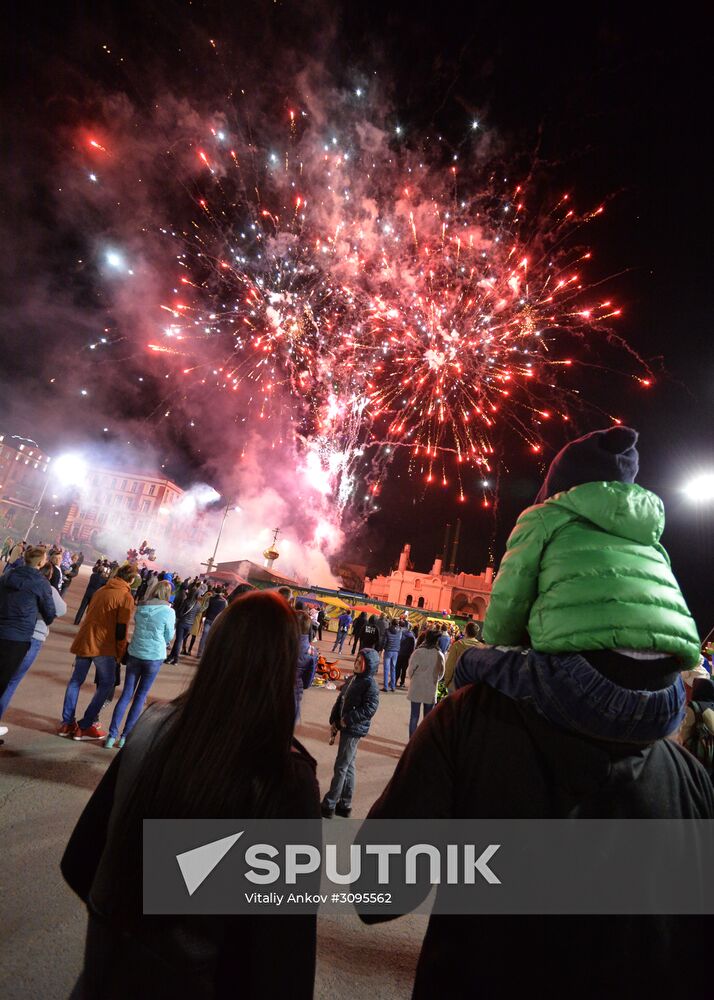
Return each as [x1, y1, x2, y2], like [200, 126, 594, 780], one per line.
[321, 648, 380, 818]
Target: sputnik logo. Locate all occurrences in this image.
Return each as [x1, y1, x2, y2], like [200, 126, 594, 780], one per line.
[176, 831, 244, 896]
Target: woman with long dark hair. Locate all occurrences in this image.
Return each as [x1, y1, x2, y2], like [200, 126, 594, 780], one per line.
[61, 591, 320, 999]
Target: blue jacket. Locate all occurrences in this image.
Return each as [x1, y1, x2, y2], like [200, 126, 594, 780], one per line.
[330, 648, 380, 737]
[437, 632, 451, 654]
[0, 564, 57, 641]
[297, 634, 318, 690]
[128, 601, 176, 661]
[384, 626, 402, 654]
[337, 612, 353, 633]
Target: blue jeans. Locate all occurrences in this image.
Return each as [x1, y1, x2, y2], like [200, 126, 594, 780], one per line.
[108, 655, 163, 739]
[198, 618, 214, 657]
[332, 630, 347, 652]
[383, 651, 398, 690]
[168, 624, 189, 662]
[62, 655, 117, 729]
[0, 638, 42, 719]
[322, 732, 360, 810]
[454, 646, 686, 743]
[409, 700, 434, 738]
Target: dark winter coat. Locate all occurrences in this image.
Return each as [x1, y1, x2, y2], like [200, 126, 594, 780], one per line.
[375, 617, 388, 650]
[396, 628, 416, 669]
[359, 619, 380, 651]
[83, 570, 108, 599]
[0, 564, 57, 641]
[329, 649, 380, 737]
[61, 705, 320, 999]
[173, 595, 200, 629]
[203, 594, 228, 624]
[351, 612, 367, 637]
[363, 682, 714, 998]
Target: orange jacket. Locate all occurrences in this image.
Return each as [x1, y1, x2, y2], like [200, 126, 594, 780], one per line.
[71, 578, 134, 660]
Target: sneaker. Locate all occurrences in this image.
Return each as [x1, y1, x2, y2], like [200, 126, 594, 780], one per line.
[104, 736, 116, 749]
[118, 736, 126, 749]
[321, 803, 334, 819]
[335, 804, 352, 818]
[0, 726, 8, 737]
[73, 723, 107, 741]
[57, 722, 77, 738]
[382, 687, 389, 692]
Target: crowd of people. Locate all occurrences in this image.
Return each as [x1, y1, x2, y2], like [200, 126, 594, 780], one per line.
[2, 425, 714, 997]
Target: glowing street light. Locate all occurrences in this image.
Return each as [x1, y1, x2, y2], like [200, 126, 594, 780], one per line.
[24, 453, 89, 541]
[682, 472, 714, 503]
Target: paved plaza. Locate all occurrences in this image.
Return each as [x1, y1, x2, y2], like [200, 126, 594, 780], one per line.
[0, 570, 426, 999]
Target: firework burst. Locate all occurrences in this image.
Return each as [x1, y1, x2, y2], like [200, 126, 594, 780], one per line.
[83, 90, 652, 511]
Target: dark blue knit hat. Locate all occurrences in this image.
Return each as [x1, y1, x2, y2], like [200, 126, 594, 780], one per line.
[534, 426, 639, 504]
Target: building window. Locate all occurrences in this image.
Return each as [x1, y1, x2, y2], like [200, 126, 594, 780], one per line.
[131, 481, 140, 493]
[148, 485, 156, 496]
[417, 597, 425, 609]
[120, 479, 127, 490]
[111, 478, 117, 488]
[414, 579, 421, 590]
[141, 500, 151, 513]
[405, 595, 413, 606]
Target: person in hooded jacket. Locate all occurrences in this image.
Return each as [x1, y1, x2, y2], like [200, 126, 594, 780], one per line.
[485, 426, 700, 663]
[74, 565, 108, 625]
[382, 620, 402, 691]
[322, 647, 380, 818]
[395, 621, 417, 688]
[0, 547, 58, 738]
[359, 614, 380, 652]
[59, 563, 136, 741]
[0, 546, 56, 690]
[166, 587, 199, 664]
[350, 611, 368, 654]
[472, 427, 700, 733]
[104, 581, 176, 749]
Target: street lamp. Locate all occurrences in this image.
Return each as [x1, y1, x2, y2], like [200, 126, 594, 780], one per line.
[682, 472, 714, 503]
[201, 501, 239, 575]
[24, 453, 88, 542]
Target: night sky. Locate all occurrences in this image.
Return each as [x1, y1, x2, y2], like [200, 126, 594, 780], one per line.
[2, 3, 713, 628]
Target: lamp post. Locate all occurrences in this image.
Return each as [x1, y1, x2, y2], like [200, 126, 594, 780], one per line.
[201, 501, 236, 575]
[23, 477, 51, 542]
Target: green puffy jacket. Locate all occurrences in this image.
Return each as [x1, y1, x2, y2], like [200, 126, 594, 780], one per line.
[482, 482, 701, 667]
